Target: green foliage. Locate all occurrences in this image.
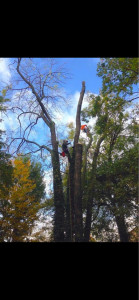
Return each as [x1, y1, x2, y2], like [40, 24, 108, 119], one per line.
[80, 73, 138, 241]
[67, 122, 75, 141]
[97, 58, 138, 98]
[23, 157, 46, 202]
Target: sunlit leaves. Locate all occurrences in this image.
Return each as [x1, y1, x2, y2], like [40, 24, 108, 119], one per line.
[0, 157, 43, 242]
[97, 58, 139, 98]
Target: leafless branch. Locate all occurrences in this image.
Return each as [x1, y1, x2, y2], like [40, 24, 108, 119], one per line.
[74, 81, 86, 146]
[8, 137, 52, 155]
[126, 96, 139, 103]
[16, 58, 52, 127]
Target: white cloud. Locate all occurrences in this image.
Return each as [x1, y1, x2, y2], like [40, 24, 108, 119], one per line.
[0, 58, 11, 84]
[43, 169, 53, 196]
[52, 90, 97, 142]
[55, 91, 91, 127]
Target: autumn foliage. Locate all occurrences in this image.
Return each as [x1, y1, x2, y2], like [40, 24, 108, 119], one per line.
[0, 157, 42, 242]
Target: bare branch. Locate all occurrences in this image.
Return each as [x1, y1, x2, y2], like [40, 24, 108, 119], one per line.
[126, 96, 139, 103]
[74, 81, 86, 146]
[8, 137, 52, 154]
[16, 58, 53, 127]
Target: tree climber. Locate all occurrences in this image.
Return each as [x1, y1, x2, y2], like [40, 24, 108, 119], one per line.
[60, 140, 71, 157]
[81, 124, 89, 134]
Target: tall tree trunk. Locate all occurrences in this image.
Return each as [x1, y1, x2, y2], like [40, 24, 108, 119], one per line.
[50, 122, 65, 242]
[82, 136, 93, 207]
[65, 172, 72, 242]
[107, 133, 129, 242]
[68, 150, 75, 241]
[74, 143, 83, 242]
[68, 81, 86, 241]
[115, 214, 129, 242]
[84, 177, 96, 242]
[84, 135, 104, 242]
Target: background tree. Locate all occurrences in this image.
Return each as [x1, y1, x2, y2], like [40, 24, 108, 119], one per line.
[0, 156, 46, 242]
[0, 92, 13, 241]
[81, 80, 138, 241]
[97, 57, 138, 101]
[6, 58, 71, 242]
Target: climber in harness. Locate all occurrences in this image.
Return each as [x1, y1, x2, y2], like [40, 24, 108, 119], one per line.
[60, 140, 71, 157]
[81, 124, 89, 134]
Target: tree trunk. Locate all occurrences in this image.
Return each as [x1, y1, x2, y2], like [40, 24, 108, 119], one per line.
[65, 173, 72, 242]
[50, 123, 65, 242]
[84, 177, 96, 242]
[82, 135, 93, 207]
[68, 150, 75, 241]
[84, 136, 104, 242]
[67, 81, 86, 242]
[115, 214, 129, 242]
[74, 143, 83, 242]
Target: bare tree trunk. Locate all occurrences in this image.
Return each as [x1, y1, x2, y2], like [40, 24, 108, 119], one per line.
[65, 173, 71, 242]
[74, 143, 83, 242]
[115, 214, 129, 242]
[84, 135, 104, 242]
[68, 150, 75, 240]
[50, 123, 65, 242]
[82, 136, 93, 206]
[107, 132, 129, 242]
[68, 81, 86, 241]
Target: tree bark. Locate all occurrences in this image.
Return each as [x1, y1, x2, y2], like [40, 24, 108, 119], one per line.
[84, 135, 104, 242]
[68, 150, 75, 240]
[115, 214, 129, 242]
[74, 143, 83, 242]
[74, 81, 86, 146]
[106, 130, 129, 242]
[65, 172, 72, 242]
[82, 136, 93, 206]
[68, 81, 86, 241]
[50, 122, 65, 242]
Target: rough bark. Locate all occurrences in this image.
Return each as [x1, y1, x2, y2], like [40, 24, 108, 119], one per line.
[84, 135, 104, 242]
[68, 150, 75, 240]
[107, 132, 129, 242]
[115, 214, 129, 242]
[65, 173, 71, 242]
[74, 143, 83, 242]
[82, 135, 93, 203]
[74, 81, 86, 146]
[50, 123, 65, 242]
[68, 81, 86, 241]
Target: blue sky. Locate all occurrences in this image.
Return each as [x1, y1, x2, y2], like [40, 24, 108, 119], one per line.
[0, 57, 137, 152]
[0, 57, 138, 196]
[0, 57, 102, 95]
[54, 57, 102, 94]
[0, 58, 102, 150]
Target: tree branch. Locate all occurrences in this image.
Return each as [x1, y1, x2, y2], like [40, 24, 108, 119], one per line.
[16, 58, 53, 127]
[74, 81, 86, 146]
[9, 137, 52, 154]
